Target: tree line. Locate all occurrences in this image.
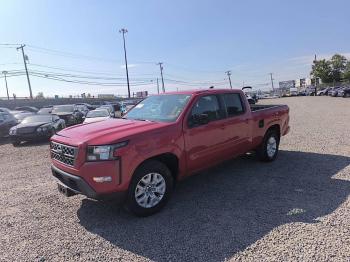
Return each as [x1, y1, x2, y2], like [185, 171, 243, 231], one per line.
[311, 54, 350, 84]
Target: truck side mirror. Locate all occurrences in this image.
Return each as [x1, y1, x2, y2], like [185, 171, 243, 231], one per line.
[189, 113, 209, 127]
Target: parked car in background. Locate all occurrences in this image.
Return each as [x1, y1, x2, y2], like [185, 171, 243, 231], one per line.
[329, 87, 342, 97]
[83, 109, 112, 124]
[75, 104, 89, 116]
[99, 104, 115, 116]
[51, 89, 290, 216]
[342, 87, 350, 98]
[317, 87, 331, 96]
[75, 103, 96, 110]
[0, 111, 17, 137]
[9, 114, 65, 146]
[14, 106, 39, 113]
[13, 112, 36, 123]
[38, 107, 53, 114]
[51, 105, 85, 126]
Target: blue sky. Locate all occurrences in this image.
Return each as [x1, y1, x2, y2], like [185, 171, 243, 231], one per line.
[0, 0, 349, 97]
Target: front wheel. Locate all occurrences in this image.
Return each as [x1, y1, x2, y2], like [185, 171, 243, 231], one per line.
[126, 160, 173, 216]
[12, 140, 21, 147]
[257, 130, 280, 162]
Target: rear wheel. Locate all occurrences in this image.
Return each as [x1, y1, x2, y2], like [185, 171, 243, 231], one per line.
[257, 130, 280, 162]
[126, 160, 173, 216]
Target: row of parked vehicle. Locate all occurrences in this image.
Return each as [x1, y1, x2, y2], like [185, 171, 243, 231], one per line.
[0, 100, 140, 146]
[317, 86, 350, 97]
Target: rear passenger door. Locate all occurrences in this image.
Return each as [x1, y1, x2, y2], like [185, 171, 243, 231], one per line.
[184, 95, 227, 173]
[219, 93, 252, 156]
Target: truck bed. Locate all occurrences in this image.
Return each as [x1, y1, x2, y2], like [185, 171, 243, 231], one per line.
[250, 104, 282, 112]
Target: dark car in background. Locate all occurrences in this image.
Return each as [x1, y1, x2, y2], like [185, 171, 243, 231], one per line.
[317, 87, 331, 96]
[342, 87, 350, 98]
[13, 112, 36, 123]
[14, 106, 39, 113]
[75, 103, 96, 110]
[9, 114, 66, 146]
[0, 111, 17, 137]
[75, 104, 89, 116]
[51, 104, 85, 126]
[38, 107, 53, 114]
[329, 87, 342, 97]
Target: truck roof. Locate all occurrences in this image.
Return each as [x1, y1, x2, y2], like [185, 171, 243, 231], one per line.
[161, 88, 243, 95]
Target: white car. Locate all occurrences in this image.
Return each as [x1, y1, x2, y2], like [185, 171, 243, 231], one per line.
[83, 109, 111, 124]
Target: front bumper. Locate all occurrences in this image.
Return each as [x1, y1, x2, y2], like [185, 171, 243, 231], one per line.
[51, 165, 127, 201]
[10, 132, 51, 141]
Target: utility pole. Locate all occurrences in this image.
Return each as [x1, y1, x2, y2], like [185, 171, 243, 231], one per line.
[119, 28, 131, 98]
[314, 54, 317, 96]
[269, 73, 275, 96]
[225, 70, 232, 89]
[17, 44, 33, 99]
[2, 71, 10, 100]
[156, 78, 160, 94]
[157, 62, 165, 92]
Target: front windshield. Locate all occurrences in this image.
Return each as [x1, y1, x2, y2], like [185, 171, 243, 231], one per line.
[52, 105, 74, 113]
[21, 115, 52, 124]
[125, 94, 191, 122]
[86, 110, 109, 118]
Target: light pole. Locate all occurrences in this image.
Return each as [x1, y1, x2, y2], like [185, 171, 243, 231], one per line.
[2, 71, 10, 100]
[119, 28, 131, 98]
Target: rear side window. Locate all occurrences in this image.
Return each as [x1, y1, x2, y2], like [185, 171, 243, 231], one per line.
[222, 93, 244, 117]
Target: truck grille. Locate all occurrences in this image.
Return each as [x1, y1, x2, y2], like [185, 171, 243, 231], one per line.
[51, 142, 77, 167]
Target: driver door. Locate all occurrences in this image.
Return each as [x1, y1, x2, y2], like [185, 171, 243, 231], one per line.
[183, 95, 227, 174]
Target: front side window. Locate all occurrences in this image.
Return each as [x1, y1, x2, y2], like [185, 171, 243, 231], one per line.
[222, 93, 244, 117]
[188, 95, 221, 127]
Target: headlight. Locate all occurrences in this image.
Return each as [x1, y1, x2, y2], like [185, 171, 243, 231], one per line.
[9, 128, 16, 135]
[37, 127, 42, 132]
[86, 141, 128, 161]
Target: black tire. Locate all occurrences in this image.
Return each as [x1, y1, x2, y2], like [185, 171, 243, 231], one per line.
[12, 141, 21, 147]
[126, 160, 174, 217]
[257, 130, 280, 162]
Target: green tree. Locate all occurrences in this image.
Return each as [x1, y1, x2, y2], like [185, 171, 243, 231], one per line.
[330, 54, 347, 82]
[342, 61, 350, 82]
[36, 92, 44, 99]
[311, 59, 333, 83]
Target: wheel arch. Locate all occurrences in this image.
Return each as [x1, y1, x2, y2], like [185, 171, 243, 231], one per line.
[134, 153, 180, 182]
[266, 124, 281, 139]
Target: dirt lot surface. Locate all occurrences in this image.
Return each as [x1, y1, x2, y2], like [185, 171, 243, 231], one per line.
[0, 96, 349, 261]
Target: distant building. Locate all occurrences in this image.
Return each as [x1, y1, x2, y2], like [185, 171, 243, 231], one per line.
[98, 94, 115, 99]
[136, 91, 148, 98]
[279, 80, 295, 95]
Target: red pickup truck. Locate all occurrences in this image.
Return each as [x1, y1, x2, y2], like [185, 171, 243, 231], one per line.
[51, 89, 289, 216]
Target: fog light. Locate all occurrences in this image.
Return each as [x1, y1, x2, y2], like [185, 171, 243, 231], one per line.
[93, 176, 112, 183]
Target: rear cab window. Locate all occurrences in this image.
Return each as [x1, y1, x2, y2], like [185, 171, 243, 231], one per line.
[221, 93, 245, 117]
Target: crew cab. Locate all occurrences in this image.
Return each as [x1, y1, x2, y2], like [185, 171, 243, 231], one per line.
[50, 89, 290, 216]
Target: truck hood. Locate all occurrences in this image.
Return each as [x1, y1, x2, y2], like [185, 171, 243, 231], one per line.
[54, 118, 168, 145]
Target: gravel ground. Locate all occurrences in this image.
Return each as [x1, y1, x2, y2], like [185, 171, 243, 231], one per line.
[0, 96, 349, 262]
